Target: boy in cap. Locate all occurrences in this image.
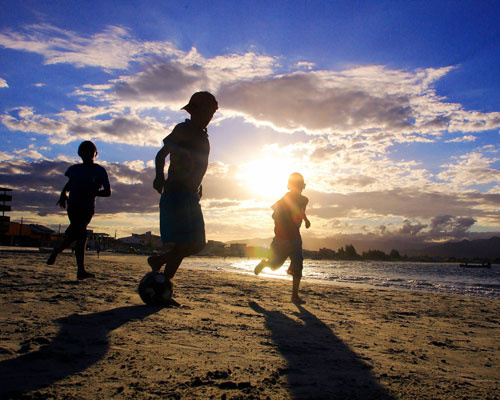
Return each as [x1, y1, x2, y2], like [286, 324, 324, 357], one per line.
[254, 172, 311, 304]
[148, 92, 218, 300]
[47, 141, 111, 280]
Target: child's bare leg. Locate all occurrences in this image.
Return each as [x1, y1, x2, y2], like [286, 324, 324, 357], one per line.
[291, 275, 305, 304]
[147, 243, 176, 272]
[254, 259, 268, 275]
[75, 236, 93, 280]
[47, 229, 75, 265]
[163, 242, 204, 279]
[149, 242, 203, 277]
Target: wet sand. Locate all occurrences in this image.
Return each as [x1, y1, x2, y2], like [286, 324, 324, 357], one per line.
[1, 252, 499, 399]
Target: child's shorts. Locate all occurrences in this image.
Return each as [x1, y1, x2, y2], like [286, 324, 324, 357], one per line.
[159, 190, 205, 244]
[268, 237, 304, 278]
[66, 206, 94, 238]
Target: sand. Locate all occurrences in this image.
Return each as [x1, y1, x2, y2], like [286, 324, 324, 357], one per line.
[0, 251, 499, 400]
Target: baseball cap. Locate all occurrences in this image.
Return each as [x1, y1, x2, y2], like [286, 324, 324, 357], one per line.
[181, 91, 218, 114]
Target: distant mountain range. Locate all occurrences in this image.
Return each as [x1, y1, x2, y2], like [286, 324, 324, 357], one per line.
[408, 236, 500, 259]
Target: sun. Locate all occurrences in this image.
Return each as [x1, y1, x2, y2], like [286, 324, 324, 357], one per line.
[237, 157, 299, 200]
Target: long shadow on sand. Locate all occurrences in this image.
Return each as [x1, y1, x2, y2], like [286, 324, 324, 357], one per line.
[249, 301, 395, 400]
[0, 305, 161, 398]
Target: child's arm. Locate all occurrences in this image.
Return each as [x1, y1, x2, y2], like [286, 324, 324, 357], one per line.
[96, 170, 111, 198]
[153, 144, 170, 194]
[303, 197, 311, 229]
[56, 180, 71, 209]
[304, 213, 311, 229]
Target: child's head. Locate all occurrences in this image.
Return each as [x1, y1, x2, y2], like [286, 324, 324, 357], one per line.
[182, 91, 218, 128]
[77, 141, 97, 163]
[288, 172, 306, 192]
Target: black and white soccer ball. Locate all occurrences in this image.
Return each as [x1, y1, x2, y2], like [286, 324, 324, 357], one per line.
[138, 272, 173, 306]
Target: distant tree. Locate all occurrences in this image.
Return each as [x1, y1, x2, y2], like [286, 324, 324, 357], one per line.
[319, 247, 337, 259]
[345, 244, 359, 259]
[389, 249, 401, 260]
[362, 249, 388, 261]
[337, 246, 346, 258]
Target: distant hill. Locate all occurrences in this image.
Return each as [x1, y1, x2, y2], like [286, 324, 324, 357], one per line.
[410, 236, 500, 259]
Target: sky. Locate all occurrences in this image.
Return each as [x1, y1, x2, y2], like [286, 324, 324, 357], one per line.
[1, 0, 499, 251]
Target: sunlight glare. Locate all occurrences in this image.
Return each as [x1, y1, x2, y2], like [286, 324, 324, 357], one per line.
[237, 157, 298, 200]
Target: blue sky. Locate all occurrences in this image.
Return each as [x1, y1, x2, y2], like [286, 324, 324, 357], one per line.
[1, 1, 499, 250]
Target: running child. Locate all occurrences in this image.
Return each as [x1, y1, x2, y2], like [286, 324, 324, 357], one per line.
[47, 141, 111, 280]
[254, 172, 311, 304]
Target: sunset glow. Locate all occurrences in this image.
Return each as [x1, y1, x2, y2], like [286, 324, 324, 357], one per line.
[237, 157, 303, 200]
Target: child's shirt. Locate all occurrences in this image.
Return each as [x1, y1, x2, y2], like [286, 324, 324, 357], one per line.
[163, 119, 210, 195]
[272, 191, 308, 240]
[65, 163, 110, 210]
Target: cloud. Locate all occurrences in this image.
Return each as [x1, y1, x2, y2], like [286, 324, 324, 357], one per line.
[333, 175, 378, 188]
[3, 24, 500, 152]
[0, 77, 7, 88]
[445, 135, 476, 143]
[1, 106, 167, 146]
[217, 66, 500, 142]
[114, 61, 208, 106]
[399, 220, 427, 236]
[438, 152, 500, 188]
[0, 24, 181, 70]
[428, 215, 476, 238]
[218, 71, 414, 134]
[307, 187, 499, 225]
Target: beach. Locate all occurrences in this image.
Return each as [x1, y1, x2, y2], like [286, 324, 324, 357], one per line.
[1, 252, 499, 399]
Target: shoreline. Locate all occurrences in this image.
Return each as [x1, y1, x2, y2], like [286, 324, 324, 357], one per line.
[3, 249, 497, 300]
[1, 252, 499, 399]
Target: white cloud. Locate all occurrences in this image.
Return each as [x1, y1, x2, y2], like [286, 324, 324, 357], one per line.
[217, 66, 500, 140]
[0, 77, 7, 88]
[0, 24, 181, 70]
[438, 151, 500, 188]
[445, 135, 476, 143]
[1, 106, 168, 146]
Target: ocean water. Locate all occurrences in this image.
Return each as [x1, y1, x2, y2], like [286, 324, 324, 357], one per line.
[178, 257, 500, 300]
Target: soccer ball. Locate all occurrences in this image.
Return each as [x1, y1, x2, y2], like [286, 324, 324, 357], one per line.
[138, 272, 173, 306]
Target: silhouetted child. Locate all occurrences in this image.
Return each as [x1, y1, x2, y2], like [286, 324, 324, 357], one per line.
[254, 172, 311, 304]
[47, 141, 111, 280]
[147, 92, 218, 301]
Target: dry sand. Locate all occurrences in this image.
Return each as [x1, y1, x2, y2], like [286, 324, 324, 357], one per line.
[0, 251, 499, 400]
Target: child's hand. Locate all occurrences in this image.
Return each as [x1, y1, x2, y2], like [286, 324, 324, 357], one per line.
[153, 176, 165, 194]
[305, 219, 311, 229]
[56, 194, 67, 209]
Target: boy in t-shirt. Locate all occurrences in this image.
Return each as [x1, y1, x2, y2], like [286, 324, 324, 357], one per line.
[254, 172, 311, 304]
[147, 92, 218, 297]
[47, 141, 111, 280]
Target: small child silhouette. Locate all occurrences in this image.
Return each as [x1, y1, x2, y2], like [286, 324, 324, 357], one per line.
[254, 172, 311, 304]
[46, 141, 111, 280]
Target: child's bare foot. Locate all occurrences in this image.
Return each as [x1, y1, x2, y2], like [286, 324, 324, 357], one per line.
[147, 255, 164, 273]
[77, 271, 95, 280]
[291, 294, 306, 305]
[254, 260, 266, 275]
[46, 250, 58, 265]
